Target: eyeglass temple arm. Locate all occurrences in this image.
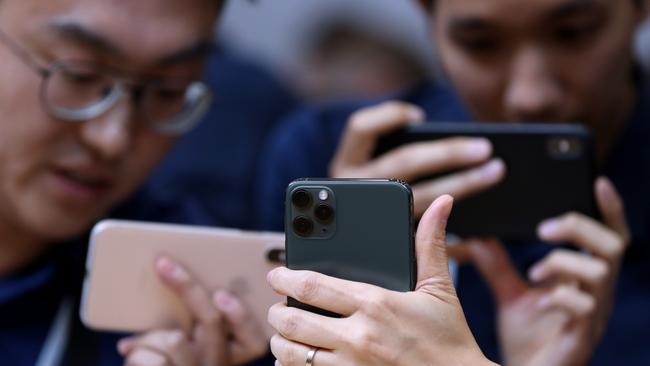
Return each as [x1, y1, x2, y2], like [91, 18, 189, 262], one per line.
[0, 28, 50, 77]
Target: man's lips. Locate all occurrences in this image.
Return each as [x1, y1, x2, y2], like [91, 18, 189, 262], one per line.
[47, 167, 115, 201]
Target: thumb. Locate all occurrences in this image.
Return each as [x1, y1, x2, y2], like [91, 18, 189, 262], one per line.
[466, 239, 527, 305]
[414, 195, 454, 289]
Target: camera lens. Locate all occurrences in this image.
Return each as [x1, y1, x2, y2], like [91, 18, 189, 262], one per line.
[314, 204, 335, 223]
[293, 216, 314, 237]
[292, 190, 312, 209]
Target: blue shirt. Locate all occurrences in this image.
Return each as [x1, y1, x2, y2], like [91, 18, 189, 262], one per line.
[255, 79, 650, 365]
[146, 49, 296, 230]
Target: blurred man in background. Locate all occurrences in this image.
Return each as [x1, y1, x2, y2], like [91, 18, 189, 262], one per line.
[258, 0, 650, 364]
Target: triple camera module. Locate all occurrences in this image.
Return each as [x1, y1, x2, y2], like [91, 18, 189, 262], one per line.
[290, 188, 336, 238]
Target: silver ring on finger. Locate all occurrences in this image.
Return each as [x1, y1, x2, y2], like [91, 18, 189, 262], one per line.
[306, 347, 319, 366]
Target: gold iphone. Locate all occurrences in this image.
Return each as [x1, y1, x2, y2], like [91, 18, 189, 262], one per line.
[81, 220, 284, 338]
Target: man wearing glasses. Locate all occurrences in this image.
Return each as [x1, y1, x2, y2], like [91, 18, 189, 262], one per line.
[0, 0, 269, 365]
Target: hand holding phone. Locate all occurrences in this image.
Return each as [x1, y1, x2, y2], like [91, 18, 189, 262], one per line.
[81, 221, 284, 338]
[117, 256, 269, 366]
[375, 121, 596, 240]
[285, 178, 415, 316]
[330, 101, 505, 217]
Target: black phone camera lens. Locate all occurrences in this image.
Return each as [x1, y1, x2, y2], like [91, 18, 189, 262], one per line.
[314, 204, 334, 223]
[292, 190, 312, 209]
[293, 216, 314, 237]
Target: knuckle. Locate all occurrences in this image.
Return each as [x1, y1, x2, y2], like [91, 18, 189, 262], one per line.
[164, 330, 187, 351]
[608, 236, 626, 258]
[584, 296, 597, 315]
[547, 250, 568, 266]
[591, 259, 610, 282]
[360, 291, 391, 319]
[552, 285, 572, 300]
[446, 138, 471, 160]
[278, 342, 299, 365]
[380, 100, 410, 115]
[278, 311, 301, 338]
[202, 309, 224, 327]
[348, 327, 379, 355]
[562, 213, 582, 230]
[348, 109, 374, 133]
[295, 273, 321, 303]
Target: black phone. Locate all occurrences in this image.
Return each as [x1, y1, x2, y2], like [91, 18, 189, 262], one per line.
[374, 122, 597, 240]
[285, 179, 415, 316]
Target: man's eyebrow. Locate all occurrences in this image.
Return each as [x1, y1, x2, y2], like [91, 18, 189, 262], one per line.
[447, 17, 496, 33]
[47, 20, 122, 56]
[156, 40, 216, 66]
[46, 20, 215, 65]
[547, 0, 603, 19]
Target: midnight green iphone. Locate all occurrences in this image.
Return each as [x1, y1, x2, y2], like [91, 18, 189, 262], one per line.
[285, 179, 415, 316]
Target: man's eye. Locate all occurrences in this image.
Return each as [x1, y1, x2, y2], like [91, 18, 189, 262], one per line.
[453, 34, 501, 54]
[555, 20, 602, 43]
[452, 32, 501, 54]
[153, 88, 186, 101]
[63, 72, 102, 85]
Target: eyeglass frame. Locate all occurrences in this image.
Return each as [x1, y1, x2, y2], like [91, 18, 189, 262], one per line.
[0, 27, 213, 135]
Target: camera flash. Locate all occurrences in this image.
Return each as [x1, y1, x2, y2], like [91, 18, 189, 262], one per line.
[318, 190, 329, 201]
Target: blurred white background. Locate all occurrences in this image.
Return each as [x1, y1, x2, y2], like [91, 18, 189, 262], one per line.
[217, 0, 435, 79]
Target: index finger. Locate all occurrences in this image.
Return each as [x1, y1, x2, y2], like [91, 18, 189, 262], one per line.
[156, 257, 223, 328]
[331, 101, 424, 172]
[266, 267, 377, 316]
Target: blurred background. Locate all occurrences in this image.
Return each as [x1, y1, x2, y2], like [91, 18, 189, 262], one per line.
[217, 0, 435, 102]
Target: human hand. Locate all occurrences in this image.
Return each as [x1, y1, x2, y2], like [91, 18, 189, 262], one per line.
[267, 195, 498, 366]
[118, 257, 268, 366]
[329, 101, 505, 217]
[457, 177, 629, 366]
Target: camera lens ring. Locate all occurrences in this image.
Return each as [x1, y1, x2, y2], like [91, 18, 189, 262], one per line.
[293, 216, 314, 237]
[292, 189, 313, 209]
[314, 204, 335, 223]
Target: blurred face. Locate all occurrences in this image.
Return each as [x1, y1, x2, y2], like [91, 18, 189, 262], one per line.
[431, 0, 644, 141]
[0, 0, 218, 240]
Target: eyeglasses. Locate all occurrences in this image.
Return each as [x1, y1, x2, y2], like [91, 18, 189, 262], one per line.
[0, 28, 212, 135]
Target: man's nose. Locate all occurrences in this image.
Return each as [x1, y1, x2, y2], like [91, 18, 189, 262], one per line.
[504, 47, 564, 121]
[79, 98, 135, 160]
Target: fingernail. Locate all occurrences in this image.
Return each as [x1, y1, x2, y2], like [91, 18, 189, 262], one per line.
[117, 338, 132, 354]
[479, 159, 505, 180]
[156, 257, 189, 282]
[538, 219, 559, 238]
[465, 139, 492, 159]
[528, 265, 545, 282]
[214, 290, 238, 311]
[407, 107, 425, 122]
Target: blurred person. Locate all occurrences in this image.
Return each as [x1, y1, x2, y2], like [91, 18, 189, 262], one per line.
[257, 0, 649, 364]
[297, 22, 428, 102]
[0, 0, 270, 365]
